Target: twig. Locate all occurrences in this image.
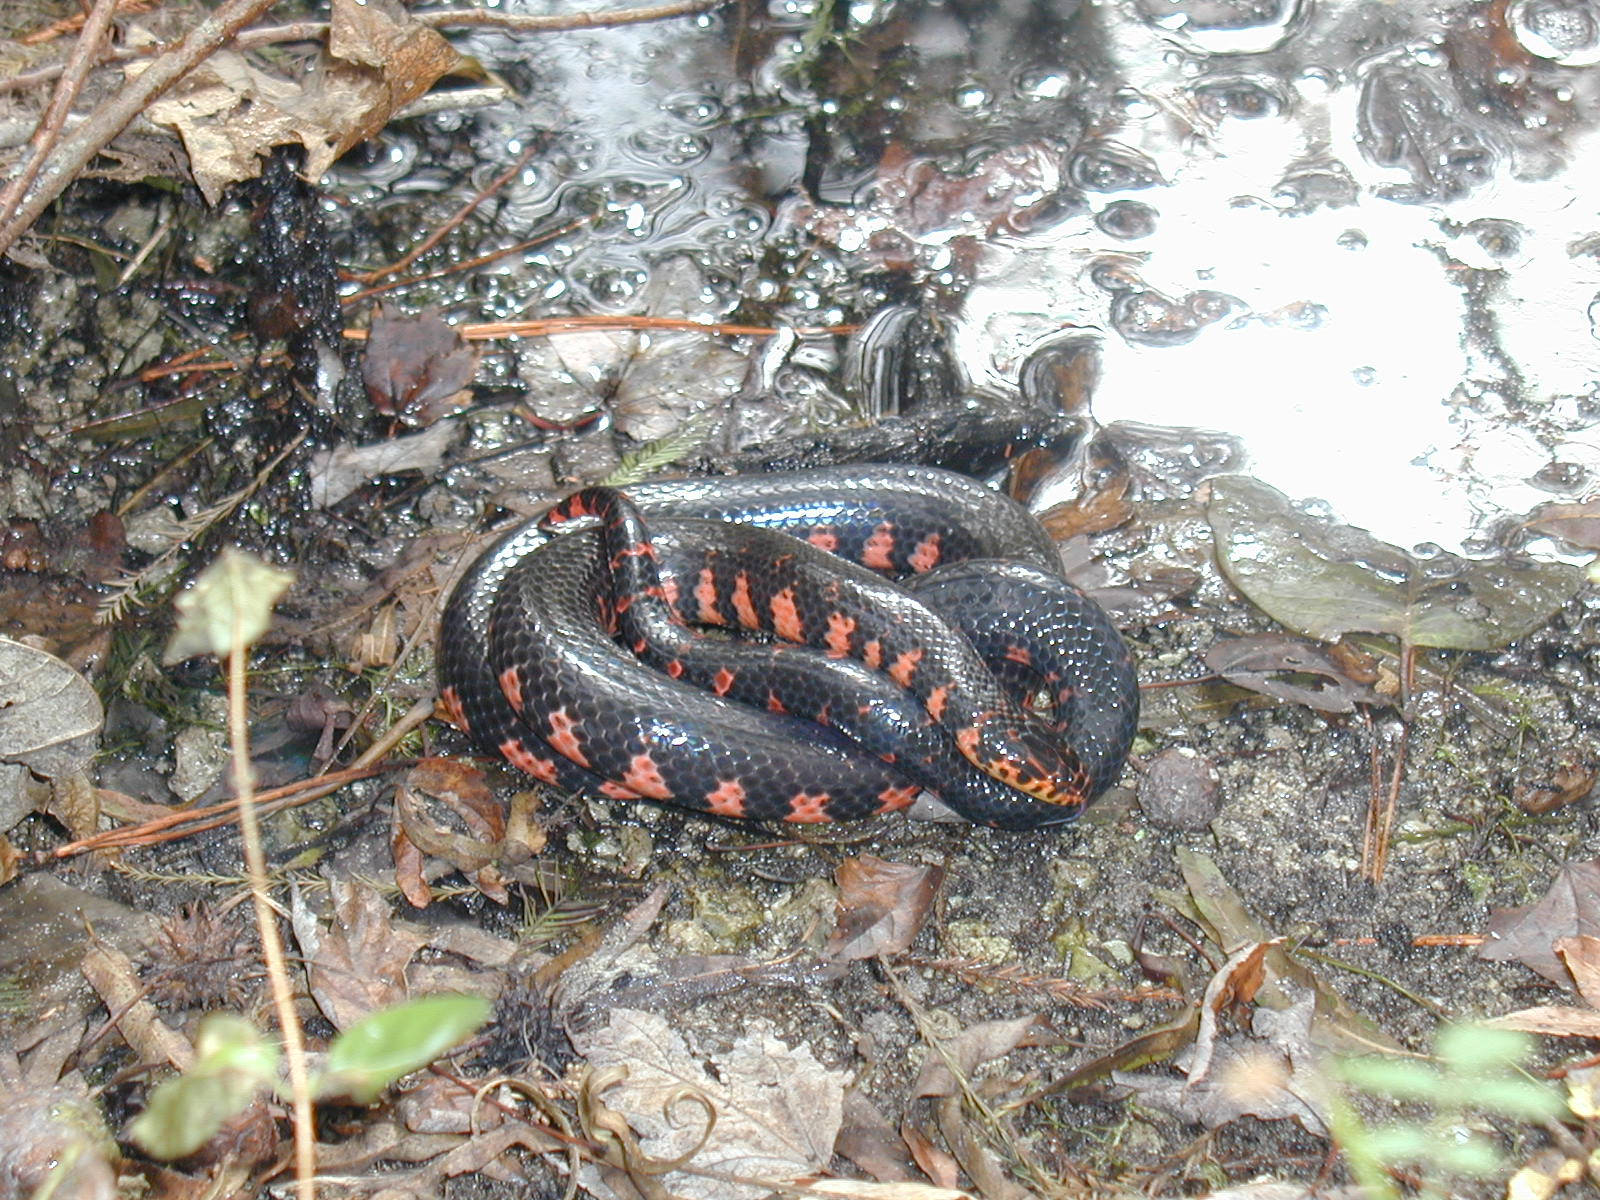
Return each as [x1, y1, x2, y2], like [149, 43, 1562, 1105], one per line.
[17, 0, 154, 45]
[0, 0, 121, 229]
[414, 0, 729, 32]
[225, 611, 316, 1199]
[0, 0, 281, 261]
[349, 142, 542, 285]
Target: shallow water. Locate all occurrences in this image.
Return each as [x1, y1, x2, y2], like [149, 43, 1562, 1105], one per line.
[337, 0, 1600, 557]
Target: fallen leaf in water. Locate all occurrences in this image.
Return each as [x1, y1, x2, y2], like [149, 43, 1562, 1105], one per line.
[363, 306, 480, 427]
[1208, 475, 1582, 650]
[1521, 500, 1600, 550]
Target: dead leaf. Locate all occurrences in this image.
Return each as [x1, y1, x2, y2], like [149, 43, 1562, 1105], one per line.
[1483, 1004, 1600, 1037]
[1116, 991, 1329, 1135]
[1487, 936, 1600, 1036]
[777, 143, 1065, 272]
[571, 1009, 846, 1200]
[1515, 759, 1598, 815]
[825, 856, 942, 961]
[1204, 634, 1386, 714]
[901, 1122, 961, 1191]
[363, 306, 481, 427]
[294, 880, 426, 1031]
[1522, 500, 1600, 550]
[1175, 848, 1403, 1055]
[309, 419, 458, 508]
[392, 758, 544, 906]
[140, 0, 460, 203]
[913, 1017, 1044, 1098]
[0, 637, 104, 780]
[1189, 941, 1279, 1087]
[1480, 860, 1600, 986]
[1036, 474, 1133, 540]
[835, 1092, 919, 1183]
[1558, 935, 1600, 1007]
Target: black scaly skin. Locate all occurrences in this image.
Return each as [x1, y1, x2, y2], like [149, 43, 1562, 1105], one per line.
[437, 464, 1139, 827]
[543, 488, 1092, 814]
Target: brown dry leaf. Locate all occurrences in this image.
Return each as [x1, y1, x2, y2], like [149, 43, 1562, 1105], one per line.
[1523, 500, 1600, 550]
[363, 306, 482, 427]
[1480, 859, 1600, 986]
[933, 1095, 1034, 1200]
[810, 1184, 976, 1200]
[1515, 758, 1598, 815]
[1188, 939, 1279, 1087]
[1558, 935, 1600, 1007]
[140, 0, 460, 203]
[901, 1122, 961, 1191]
[570, 1009, 846, 1200]
[80, 944, 192, 1070]
[835, 1092, 919, 1183]
[1486, 936, 1600, 1037]
[1036, 474, 1133, 540]
[825, 856, 943, 960]
[912, 1016, 1045, 1098]
[296, 880, 426, 1032]
[1204, 634, 1386, 714]
[392, 758, 544, 906]
[1115, 991, 1329, 1135]
[1484, 1004, 1600, 1037]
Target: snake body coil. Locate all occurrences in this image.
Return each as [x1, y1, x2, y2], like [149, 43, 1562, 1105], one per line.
[439, 464, 1138, 828]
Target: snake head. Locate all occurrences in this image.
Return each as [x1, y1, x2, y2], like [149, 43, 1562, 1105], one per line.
[960, 718, 1090, 810]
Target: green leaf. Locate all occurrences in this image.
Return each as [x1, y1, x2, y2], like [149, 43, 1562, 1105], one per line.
[129, 1014, 279, 1159]
[163, 548, 295, 663]
[1464, 1079, 1567, 1121]
[1362, 1125, 1437, 1161]
[317, 993, 491, 1103]
[1336, 1055, 1444, 1101]
[1207, 475, 1582, 651]
[1435, 1023, 1529, 1072]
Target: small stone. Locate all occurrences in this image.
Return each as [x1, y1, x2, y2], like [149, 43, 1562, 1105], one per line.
[1137, 747, 1223, 830]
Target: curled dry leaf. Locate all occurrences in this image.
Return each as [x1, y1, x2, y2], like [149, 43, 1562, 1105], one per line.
[393, 757, 544, 907]
[140, 0, 462, 203]
[1514, 758, 1598, 815]
[912, 1016, 1046, 1098]
[1205, 633, 1387, 714]
[826, 855, 943, 961]
[570, 1009, 846, 1200]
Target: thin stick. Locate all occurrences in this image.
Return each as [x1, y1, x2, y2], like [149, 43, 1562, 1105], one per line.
[349, 143, 542, 285]
[0, 0, 121, 229]
[227, 620, 316, 1197]
[414, 0, 728, 31]
[0, 0, 281, 260]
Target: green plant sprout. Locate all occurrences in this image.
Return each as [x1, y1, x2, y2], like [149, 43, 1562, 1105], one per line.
[1329, 1024, 1565, 1197]
[131, 993, 490, 1160]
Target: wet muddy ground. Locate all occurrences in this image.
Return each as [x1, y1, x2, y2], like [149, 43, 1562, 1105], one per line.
[3, 0, 1600, 1196]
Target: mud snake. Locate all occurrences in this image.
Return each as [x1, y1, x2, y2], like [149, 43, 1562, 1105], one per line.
[438, 464, 1138, 829]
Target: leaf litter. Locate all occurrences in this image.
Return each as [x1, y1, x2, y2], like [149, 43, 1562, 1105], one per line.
[6, 0, 1600, 1195]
